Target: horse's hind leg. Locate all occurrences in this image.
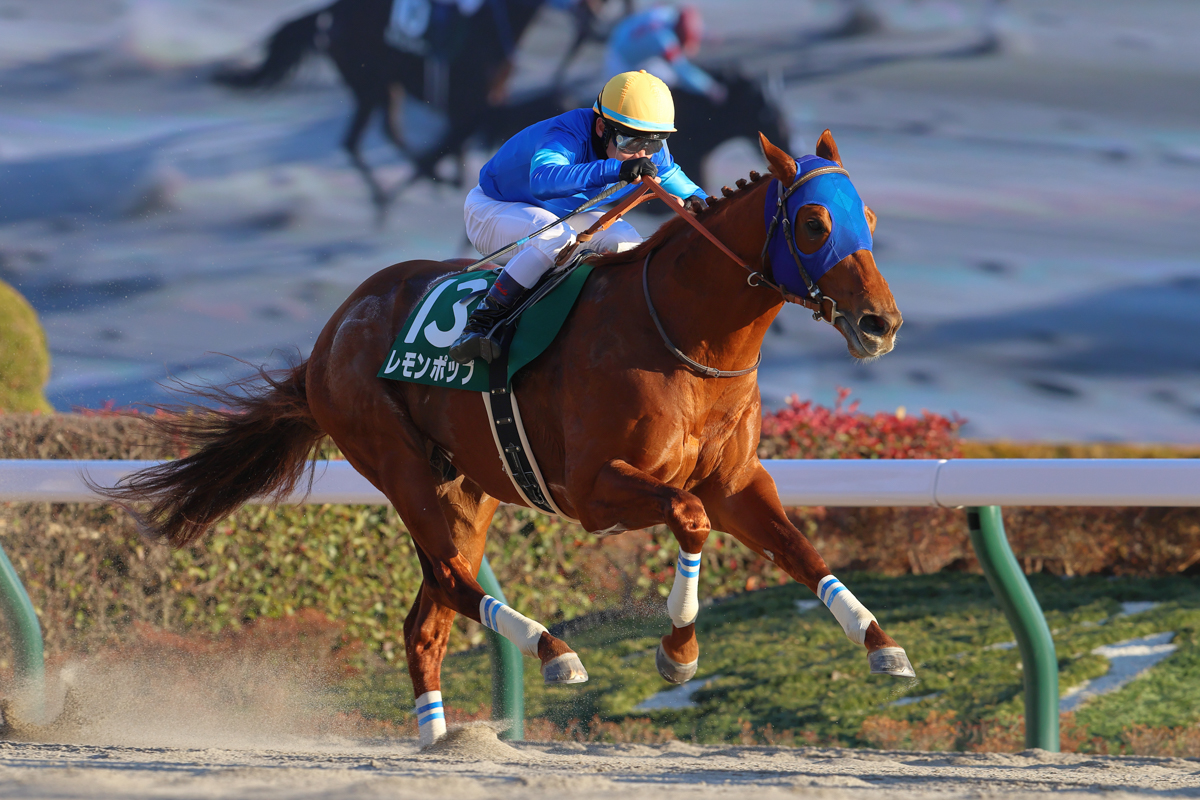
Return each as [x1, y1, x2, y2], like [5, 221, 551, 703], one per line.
[578, 459, 711, 685]
[373, 444, 586, 713]
[402, 474, 509, 746]
[403, 576, 457, 747]
[701, 463, 916, 678]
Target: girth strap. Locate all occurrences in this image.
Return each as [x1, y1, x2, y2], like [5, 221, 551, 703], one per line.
[483, 326, 578, 520]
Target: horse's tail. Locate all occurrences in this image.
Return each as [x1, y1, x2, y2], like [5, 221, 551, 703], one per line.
[93, 360, 324, 548]
[212, 8, 326, 89]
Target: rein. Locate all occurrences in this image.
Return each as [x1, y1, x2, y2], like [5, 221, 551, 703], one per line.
[638, 175, 846, 325]
[561, 171, 853, 379]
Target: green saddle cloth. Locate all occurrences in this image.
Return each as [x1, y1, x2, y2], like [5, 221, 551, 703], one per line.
[378, 264, 595, 391]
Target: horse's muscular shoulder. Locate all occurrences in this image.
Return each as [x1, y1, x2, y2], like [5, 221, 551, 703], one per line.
[689, 381, 765, 492]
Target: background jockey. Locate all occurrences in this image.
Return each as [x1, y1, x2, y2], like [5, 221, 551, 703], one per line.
[604, 5, 727, 104]
[449, 70, 709, 365]
[385, 0, 487, 56]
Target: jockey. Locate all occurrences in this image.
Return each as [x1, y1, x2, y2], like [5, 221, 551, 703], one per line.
[449, 70, 709, 365]
[605, 5, 726, 104]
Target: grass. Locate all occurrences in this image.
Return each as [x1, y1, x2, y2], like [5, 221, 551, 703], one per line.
[340, 572, 1200, 749]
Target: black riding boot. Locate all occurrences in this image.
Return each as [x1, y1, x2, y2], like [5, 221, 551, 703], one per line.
[448, 271, 528, 364]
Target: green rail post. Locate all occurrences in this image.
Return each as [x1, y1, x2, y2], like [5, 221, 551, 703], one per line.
[476, 556, 524, 740]
[0, 541, 45, 723]
[967, 506, 1058, 751]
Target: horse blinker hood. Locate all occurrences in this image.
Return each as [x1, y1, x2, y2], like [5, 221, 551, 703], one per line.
[764, 155, 873, 298]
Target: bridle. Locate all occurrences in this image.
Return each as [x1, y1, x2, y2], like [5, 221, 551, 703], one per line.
[629, 173, 850, 378]
[759, 166, 851, 326]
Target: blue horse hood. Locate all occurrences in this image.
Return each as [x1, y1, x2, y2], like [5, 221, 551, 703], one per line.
[764, 155, 873, 297]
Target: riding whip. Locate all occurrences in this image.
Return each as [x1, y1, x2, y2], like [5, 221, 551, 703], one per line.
[463, 180, 630, 271]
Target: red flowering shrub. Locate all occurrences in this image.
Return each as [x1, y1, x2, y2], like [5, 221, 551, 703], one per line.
[758, 387, 963, 461]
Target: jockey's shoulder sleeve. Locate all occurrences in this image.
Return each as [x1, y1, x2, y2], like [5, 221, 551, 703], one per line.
[655, 144, 706, 200]
[529, 135, 621, 201]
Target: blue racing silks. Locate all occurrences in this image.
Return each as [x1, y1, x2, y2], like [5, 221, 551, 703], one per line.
[763, 154, 873, 297]
[478, 108, 704, 216]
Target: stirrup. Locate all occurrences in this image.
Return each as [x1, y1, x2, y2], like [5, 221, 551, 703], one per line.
[449, 329, 502, 364]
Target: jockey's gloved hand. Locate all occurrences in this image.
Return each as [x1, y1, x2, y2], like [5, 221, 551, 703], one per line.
[683, 195, 708, 215]
[619, 157, 658, 184]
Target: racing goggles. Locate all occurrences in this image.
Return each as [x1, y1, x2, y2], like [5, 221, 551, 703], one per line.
[611, 129, 668, 155]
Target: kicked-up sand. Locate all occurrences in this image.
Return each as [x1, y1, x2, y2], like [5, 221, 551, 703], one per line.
[1, 723, 1199, 799]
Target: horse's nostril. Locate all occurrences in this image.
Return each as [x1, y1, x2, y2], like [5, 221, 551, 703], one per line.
[859, 314, 889, 337]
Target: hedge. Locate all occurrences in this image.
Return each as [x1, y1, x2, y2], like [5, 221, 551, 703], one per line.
[0, 280, 52, 413]
[1, 394, 1198, 667]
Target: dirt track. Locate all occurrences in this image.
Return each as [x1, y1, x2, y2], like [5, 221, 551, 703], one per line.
[2, 725, 1198, 799]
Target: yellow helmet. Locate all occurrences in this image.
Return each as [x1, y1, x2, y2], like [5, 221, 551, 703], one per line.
[593, 70, 676, 134]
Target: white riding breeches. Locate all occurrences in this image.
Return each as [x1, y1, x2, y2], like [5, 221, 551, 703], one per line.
[464, 185, 643, 266]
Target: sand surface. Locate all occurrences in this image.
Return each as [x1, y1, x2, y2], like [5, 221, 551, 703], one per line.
[2, 725, 1199, 799]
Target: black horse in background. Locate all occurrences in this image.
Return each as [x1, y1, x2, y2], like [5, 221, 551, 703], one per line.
[215, 0, 582, 213]
[666, 71, 790, 192]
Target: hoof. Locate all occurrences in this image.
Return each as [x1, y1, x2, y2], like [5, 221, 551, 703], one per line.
[656, 642, 698, 685]
[541, 653, 588, 685]
[869, 646, 917, 678]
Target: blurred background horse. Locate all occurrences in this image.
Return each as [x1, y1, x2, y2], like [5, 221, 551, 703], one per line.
[215, 0, 622, 212]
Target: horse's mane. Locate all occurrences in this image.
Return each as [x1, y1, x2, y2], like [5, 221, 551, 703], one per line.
[589, 169, 773, 268]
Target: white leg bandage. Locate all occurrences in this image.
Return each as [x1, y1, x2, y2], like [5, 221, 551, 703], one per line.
[415, 690, 446, 747]
[817, 575, 877, 646]
[667, 549, 702, 629]
[480, 595, 547, 659]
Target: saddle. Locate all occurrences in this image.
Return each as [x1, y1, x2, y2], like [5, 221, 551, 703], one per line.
[378, 252, 596, 519]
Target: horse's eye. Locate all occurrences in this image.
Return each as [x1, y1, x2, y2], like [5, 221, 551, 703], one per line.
[805, 219, 826, 236]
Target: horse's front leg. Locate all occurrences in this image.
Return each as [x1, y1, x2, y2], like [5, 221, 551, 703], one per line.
[700, 462, 916, 678]
[579, 459, 710, 685]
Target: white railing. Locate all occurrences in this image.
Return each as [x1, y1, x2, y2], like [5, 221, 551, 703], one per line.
[1, 458, 1198, 507]
[0, 456, 1196, 751]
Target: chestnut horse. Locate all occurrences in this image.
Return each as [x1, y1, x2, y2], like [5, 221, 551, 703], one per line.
[103, 131, 907, 746]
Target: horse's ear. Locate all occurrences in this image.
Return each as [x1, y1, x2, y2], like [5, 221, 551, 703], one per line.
[815, 129, 842, 166]
[759, 132, 796, 184]
[863, 204, 877, 234]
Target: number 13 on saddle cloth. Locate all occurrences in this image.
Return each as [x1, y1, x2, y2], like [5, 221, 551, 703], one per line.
[377, 263, 596, 390]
